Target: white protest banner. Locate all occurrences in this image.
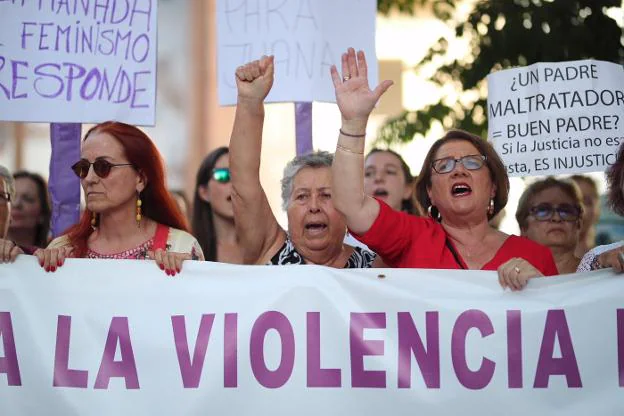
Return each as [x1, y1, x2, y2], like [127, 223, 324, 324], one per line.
[1, 257, 624, 415]
[216, 0, 378, 105]
[487, 60, 624, 176]
[0, 0, 157, 125]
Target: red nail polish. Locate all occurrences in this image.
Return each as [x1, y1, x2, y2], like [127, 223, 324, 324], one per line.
[176, 268, 181, 273]
[45, 266, 50, 272]
[159, 263, 164, 270]
[51, 266, 56, 272]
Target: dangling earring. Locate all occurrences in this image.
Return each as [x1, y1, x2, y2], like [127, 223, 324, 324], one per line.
[136, 192, 143, 228]
[428, 205, 441, 222]
[90, 211, 97, 230]
[488, 198, 495, 216]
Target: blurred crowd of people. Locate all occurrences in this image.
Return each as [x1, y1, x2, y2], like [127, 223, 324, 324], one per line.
[0, 48, 622, 288]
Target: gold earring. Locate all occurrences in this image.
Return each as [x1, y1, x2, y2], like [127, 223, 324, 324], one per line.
[136, 193, 143, 228]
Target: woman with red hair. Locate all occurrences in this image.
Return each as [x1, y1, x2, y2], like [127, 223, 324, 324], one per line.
[0, 121, 204, 273]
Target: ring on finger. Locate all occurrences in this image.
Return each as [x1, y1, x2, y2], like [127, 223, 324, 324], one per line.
[514, 266, 520, 274]
[342, 75, 351, 82]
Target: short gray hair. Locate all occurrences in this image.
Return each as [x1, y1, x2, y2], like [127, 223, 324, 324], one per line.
[0, 165, 14, 201]
[281, 151, 334, 210]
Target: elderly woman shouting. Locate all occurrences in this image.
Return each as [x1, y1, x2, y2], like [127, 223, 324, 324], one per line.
[330, 48, 557, 289]
[229, 55, 380, 268]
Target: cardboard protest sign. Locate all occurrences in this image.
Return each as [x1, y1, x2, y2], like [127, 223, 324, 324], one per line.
[487, 60, 624, 176]
[216, 0, 378, 105]
[0, 0, 158, 125]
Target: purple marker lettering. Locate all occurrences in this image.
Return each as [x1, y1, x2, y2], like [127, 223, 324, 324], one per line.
[62, 62, 86, 101]
[11, 60, 28, 99]
[34, 63, 64, 98]
[130, 70, 150, 108]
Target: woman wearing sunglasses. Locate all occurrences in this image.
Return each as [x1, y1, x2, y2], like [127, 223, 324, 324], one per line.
[229, 56, 380, 268]
[192, 147, 244, 263]
[516, 178, 583, 274]
[27, 121, 203, 274]
[578, 144, 624, 273]
[330, 48, 557, 290]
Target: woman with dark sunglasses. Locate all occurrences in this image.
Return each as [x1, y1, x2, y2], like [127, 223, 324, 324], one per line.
[192, 147, 244, 263]
[578, 144, 624, 273]
[330, 48, 557, 290]
[516, 178, 583, 274]
[0, 122, 204, 272]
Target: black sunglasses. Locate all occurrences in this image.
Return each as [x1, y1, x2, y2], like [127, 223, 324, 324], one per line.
[432, 154, 487, 174]
[71, 158, 134, 179]
[211, 168, 231, 183]
[529, 203, 581, 222]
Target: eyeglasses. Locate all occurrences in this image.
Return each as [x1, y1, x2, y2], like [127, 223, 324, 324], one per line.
[0, 192, 10, 203]
[529, 203, 581, 222]
[71, 159, 134, 179]
[432, 154, 487, 174]
[211, 168, 231, 183]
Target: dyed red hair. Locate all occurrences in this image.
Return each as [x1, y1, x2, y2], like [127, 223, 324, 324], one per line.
[64, 121, 189, 257]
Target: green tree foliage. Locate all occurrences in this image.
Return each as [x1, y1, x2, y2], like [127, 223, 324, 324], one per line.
[376, 0, 624, 145]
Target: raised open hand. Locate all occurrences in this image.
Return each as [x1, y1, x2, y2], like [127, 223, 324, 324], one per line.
[235, 55, 275, 101]
[330, 48, 393, 123]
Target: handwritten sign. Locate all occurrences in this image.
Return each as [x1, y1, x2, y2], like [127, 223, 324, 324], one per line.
[487, 60, 624, 176]
[0, 0, 158, 125]
[216, 0, 378, 105]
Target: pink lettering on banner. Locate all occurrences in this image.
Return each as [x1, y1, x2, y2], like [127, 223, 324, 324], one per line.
[507, 310, 523, 388]
[618, 309, 624, 387]
[250, 311, 295, 388]
[451, 309, 495, 390]
[172, 314, 215, 389]
[533, 310, 582, 388]
[306, 312, 341, 387]
[0, 312, 21, 386]
[94, 317, 139, 389]
[350, 312, 386, 388]
[224, 313, 238, 388]
[53, 315, 88, 388]
[397, 311, 440, 388]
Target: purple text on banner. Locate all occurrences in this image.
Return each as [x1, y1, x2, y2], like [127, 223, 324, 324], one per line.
[295, 102, 313, 155]
[49, 123, 81, 237]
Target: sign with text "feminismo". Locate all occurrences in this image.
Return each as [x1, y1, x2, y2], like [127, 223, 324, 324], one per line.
[0, 0, 157, 125]
[1, 258, 623, 415]
[487, 60, 624, 177]
[216, 0, 378, 105]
